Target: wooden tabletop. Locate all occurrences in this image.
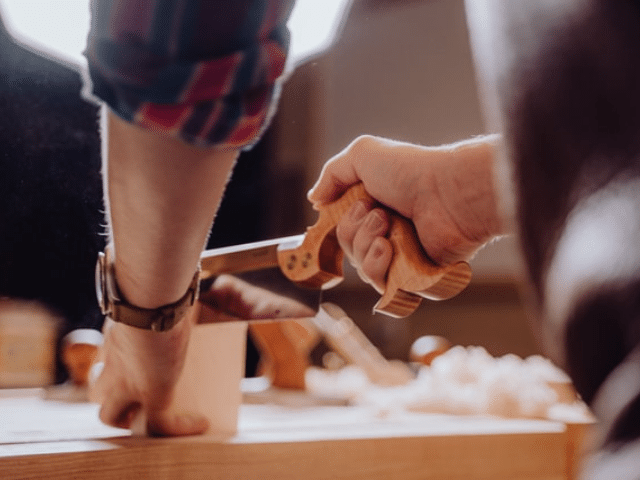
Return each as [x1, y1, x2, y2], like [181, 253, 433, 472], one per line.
[0, 388, 587, 480]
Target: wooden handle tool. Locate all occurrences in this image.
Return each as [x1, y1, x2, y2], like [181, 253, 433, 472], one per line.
[279, 183, 472, 318]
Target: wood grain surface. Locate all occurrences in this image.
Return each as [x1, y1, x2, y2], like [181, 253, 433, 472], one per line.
[0, 390, 589, 480]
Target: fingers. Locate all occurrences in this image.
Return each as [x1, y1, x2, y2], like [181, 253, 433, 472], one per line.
[99, 396, 142, 430]
[360, 237, 393, 294]
[146, 410, 209, 437]
[351, 209, 387, 265]
[93, 368, 208, 436]
[308, 135, 382, 206]
[307, 153, 359, 206]
[88, 316, 206, 437]
[100, 396, 208, 436]
[91, 362, 140, 430]
[336, 200, 370, 252]
[337, 201, 392, 293]
[90, 356, 141, 430]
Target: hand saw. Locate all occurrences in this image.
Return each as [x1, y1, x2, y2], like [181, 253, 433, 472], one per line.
[199, 183, 472, 318]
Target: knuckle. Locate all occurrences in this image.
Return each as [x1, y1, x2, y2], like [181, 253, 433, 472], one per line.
[336, 222, 355, 251]
[360, 261, 377, 282]
[364, 209, 387, 234]
[347, 135, 378, 156]
[352, 231, 370, 261]
[98, 404, 112, 424]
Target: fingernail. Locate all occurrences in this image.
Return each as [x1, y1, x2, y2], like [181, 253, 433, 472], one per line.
[365, 211, 385, 231]
[372, 243, 385, 258]
[350, 201, 367, 221]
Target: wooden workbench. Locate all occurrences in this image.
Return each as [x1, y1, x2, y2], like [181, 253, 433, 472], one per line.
[0, 389, 588, 479]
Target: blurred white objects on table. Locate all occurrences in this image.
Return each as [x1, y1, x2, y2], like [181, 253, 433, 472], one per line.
[409, 335, 452, 366]
[307, 344, 592, 423]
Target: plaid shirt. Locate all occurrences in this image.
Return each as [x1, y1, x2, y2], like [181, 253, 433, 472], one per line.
[83, 0, 294, 150]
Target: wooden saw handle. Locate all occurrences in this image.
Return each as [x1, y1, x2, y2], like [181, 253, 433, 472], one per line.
[278, 183, 472, 318]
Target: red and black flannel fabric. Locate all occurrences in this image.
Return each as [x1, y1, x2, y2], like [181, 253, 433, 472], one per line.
[83, 0, 294, 150]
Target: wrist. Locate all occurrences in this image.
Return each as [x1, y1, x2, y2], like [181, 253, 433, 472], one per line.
[440, 135, 504, 242]
[96, 246, 200, 332]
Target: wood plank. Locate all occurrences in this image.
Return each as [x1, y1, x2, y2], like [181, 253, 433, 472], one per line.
[0, 432, 567, 480]
[0, 394, 580, 480]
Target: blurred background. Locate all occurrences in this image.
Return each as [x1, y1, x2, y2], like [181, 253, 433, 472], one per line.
[0, 0, 540, 387]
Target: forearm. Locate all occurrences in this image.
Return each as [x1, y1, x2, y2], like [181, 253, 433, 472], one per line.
[104, 109, 239, 309]
[86, 0, 294, 436]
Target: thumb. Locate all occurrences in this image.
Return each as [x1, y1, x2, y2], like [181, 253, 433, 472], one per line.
[309, 137, 384, 206]
[147, 410, 209, 437]
[307, 167, 358, 207]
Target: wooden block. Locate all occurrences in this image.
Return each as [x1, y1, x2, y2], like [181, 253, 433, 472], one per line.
[0, 299, 60, 388]
[170, 303, 248, 436]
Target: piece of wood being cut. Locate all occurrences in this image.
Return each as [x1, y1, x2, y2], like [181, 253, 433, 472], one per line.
[148, 301, 248, 437]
